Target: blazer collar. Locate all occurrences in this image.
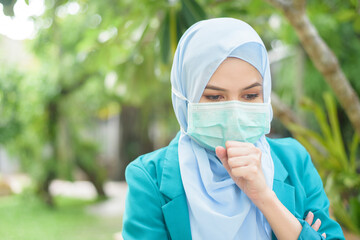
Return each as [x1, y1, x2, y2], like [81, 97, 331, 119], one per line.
[159, 135, 296, 240]
[159, 133, 185, 199]
[159, 133, 192, 240]
[270, 146, 288, 182]
[270, 145, 295, 214]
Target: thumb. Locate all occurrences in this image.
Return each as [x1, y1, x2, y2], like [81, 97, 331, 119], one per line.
[216, 146, 230, 173]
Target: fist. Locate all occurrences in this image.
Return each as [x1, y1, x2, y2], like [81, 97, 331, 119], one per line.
[216, 141, 270, 203]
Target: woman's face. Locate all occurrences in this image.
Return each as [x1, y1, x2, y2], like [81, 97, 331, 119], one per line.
[199, 57, 263, 103]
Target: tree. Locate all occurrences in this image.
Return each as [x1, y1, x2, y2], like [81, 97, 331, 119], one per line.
[265, 0, 360, 142]
[3, 3, 360, 229]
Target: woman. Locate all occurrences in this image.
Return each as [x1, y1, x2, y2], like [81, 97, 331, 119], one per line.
[122, 18, 345, 240]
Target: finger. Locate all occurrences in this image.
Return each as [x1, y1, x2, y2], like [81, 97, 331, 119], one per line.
[321, 233, 326, 239]
[228, 156, 252, 168]
[216, 146, 230, 173]
[311, 218, 321, 232]
[230, 165, 259, 180]
[305, 211, 314, 226]
[226, 141, 254, 148]
[226, 146, 259, 158]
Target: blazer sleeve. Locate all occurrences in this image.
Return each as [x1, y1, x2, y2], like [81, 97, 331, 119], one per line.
[122, 161, 169, 240]
[297, 147, 345, 240]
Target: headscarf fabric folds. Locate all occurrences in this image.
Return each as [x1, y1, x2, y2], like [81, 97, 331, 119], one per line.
[171, 18, 274, 240]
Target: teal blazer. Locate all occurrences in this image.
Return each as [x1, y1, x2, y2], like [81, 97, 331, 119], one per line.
[122, 135, 345, 239]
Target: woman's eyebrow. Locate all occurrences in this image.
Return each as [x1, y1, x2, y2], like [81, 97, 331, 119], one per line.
[205, 82, 262, 91]
[242, 82, 262, 91]
[205, 84, 226, 91]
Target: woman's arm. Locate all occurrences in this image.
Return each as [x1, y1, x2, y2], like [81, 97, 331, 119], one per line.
[252, 186, 302, 239]
[296, 144, 345, 239]
[216, 141, 335, 240]
[216, 141, 302, 239]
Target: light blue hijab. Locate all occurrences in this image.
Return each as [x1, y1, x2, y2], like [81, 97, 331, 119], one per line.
[171, 18, 275, 239]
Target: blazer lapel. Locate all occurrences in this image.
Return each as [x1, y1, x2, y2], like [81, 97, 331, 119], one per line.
[158, 137, 296, 240]
[270, 148, 296, 214]
[162, 195, 191, 240]
[159, 138, 191, 240]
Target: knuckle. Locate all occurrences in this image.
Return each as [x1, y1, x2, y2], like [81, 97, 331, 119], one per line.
[228, 158, 236, 167]
[227, 148, 235, 157]
[250, 155, 258, 163]
[231, 168, 239, 176]
[251, 166, 258, 174]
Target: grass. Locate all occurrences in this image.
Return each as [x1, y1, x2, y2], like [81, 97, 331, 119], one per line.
[0, 194, 122, 240]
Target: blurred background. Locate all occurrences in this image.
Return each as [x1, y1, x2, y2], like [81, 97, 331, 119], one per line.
[0, 0, 359, 239]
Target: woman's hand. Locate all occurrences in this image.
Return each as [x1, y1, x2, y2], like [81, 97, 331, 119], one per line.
[305, 211, 327, 238]
[216, 141, 327, 239]
[215, 140, 270, 204]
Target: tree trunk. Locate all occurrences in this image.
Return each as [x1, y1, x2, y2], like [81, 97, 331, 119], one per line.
[118, 105, 154, 180]
[294, 45, 305, 122]
[38, 169, 56, 207]
[265, 0, 360, 137]
[76, 160, 106, 197]
[37, 100, 59, 207]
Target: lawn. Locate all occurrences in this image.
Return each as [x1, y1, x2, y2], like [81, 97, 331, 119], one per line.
[0, 194, 122, 240]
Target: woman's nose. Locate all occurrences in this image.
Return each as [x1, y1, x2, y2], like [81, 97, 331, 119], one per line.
[228, 94, 240, 101]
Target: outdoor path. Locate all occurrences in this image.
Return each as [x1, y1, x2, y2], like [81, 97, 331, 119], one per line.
[49, 180, 128, 217]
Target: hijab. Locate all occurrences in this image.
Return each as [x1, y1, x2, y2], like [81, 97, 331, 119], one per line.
[171, 18, 274, 239]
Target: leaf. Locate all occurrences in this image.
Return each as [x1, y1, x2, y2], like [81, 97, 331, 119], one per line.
[176, 10, 187, 41]
[336, 9, 355, 22]
[350, 0, 359, 8]
[349, 197, 360, 228]
[349, 133, 359, 171]
[181, 0, 206, 22]
[287, 122, 328, 150]
[159, 10, 171, 63]
[181, 0, 196, 27]
[323, 92, 348, 166]
[301, 97, 332, 142]
[332, 198, 360, 234]
[354, 16, 360, 33]
[169, 7, 178, 56]
[25, 0, 29, 5]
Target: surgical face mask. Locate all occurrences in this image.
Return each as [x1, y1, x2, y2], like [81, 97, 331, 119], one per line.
[187, 100, 271, 151]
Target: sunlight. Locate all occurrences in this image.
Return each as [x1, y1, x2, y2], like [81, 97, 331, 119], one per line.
[0, 0, 45, 40]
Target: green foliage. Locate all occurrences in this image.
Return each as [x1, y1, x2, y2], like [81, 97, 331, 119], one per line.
[0, 69, 23, 143]
[2, 1, 360, 233]
[306, 0, 360, 98]
[0, 65, 49, 183]
[287, 93, 360, 234]
[1, 0, 207, 198]
[159, 0, 206, 63]
[0, 0, 16, 16]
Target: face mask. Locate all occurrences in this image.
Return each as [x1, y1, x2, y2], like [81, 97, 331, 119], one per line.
[187, 100, 271, 151]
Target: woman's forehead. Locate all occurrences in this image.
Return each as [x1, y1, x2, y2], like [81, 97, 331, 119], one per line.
[206, 58, 263, 90]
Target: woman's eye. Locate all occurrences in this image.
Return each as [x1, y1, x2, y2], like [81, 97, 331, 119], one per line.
[244, 94, 259, 100]
[205, 95, 222, 101]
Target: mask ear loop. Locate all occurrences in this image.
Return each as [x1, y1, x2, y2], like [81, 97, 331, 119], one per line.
[171, 87, 191, 135]
[171, 87, 188, 101]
